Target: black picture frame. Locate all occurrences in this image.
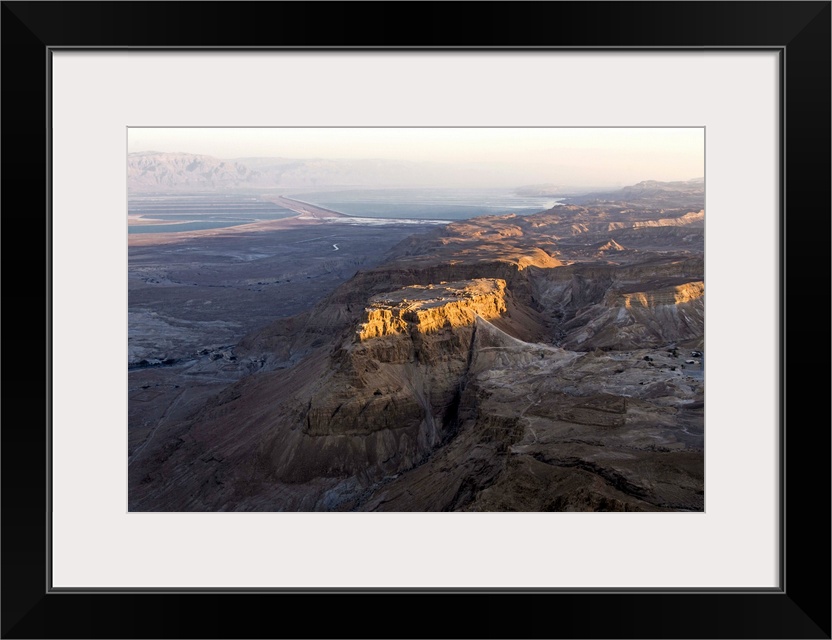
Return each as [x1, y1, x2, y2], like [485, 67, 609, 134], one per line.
[2, 2, 829, 638]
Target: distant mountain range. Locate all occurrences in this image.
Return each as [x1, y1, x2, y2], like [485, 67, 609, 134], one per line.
[128, 152, 263, 191]
[128, 151, 704, 200]
[129, 152, 513, 192]
[566, 178, 704, 203]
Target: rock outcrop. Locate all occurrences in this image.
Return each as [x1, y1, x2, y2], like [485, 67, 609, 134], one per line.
[271, 279, 512, 483]
[610, 280, 704, 308]
[356, 279, 507, 341]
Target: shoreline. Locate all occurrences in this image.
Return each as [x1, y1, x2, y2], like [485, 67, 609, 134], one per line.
[128, 193, 354, 246]
[128, 214, 319, 247]
[127, 194, 449, 247]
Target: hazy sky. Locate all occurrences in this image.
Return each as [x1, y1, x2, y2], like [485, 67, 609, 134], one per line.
[128, 127, 703, 187]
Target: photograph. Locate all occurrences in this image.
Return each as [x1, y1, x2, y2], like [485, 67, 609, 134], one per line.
[127, 127, 706, 512]
[2, 0, 828, 635]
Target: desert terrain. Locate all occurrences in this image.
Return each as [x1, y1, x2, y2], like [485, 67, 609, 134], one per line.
[128, 179, 704, 511]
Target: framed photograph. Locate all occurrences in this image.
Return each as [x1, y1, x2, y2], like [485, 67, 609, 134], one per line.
[3, 2, 829, 638]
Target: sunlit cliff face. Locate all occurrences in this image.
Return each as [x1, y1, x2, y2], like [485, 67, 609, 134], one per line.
[616, 281, 704, 309]
[356, 279, 508, 341]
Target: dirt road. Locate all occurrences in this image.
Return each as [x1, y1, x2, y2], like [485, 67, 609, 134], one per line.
[268, 196, 350, 219]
